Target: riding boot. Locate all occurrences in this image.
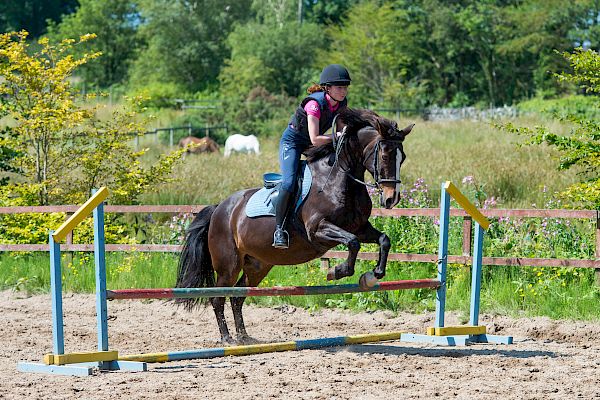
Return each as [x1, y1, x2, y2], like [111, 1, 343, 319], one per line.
[272, 190, 292, 249]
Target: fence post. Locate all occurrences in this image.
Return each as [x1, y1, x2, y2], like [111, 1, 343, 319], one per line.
[169, 129, 174, 147]
[596, 211, 600, 286]
[462, 216, 472, 256]
[188, 123, 192, 136]
[205, 126, 210, 138]
[93, 190, 109, 352]
[320, 257, 330, 272]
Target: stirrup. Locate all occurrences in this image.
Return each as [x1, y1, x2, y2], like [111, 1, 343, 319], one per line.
[272, 228, 289, 249]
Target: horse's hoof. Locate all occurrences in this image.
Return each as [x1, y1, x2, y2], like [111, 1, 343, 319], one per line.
[359, 271, 378, 289]
[237, 335, 259, 345]
[220, 336, 237, 346]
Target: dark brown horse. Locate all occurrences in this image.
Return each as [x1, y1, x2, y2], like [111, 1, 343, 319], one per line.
[176, 109, 414, 343]
[178, 136, 220, 154]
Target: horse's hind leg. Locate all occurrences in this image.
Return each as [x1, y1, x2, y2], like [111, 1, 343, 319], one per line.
[211, 259, 243, 344]
[230, 261, 272, 343]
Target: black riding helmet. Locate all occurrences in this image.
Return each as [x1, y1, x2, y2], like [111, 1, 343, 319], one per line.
[319, 64, 351, 86]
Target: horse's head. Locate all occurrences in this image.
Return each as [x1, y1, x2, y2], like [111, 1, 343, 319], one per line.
[342, 109, 413, 209]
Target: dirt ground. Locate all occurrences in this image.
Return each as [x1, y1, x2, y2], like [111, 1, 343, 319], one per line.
[3, 290, 600, 400]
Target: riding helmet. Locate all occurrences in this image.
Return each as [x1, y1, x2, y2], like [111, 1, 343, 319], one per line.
[319, 64, 351, 86]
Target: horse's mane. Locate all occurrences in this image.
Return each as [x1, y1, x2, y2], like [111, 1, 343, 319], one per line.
[304, 108, 396, 162]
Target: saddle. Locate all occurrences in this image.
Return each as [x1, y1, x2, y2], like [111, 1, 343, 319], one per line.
[245, 161, 312, 218]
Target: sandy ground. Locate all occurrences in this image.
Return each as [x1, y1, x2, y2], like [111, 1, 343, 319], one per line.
[3, 290, 600, 400]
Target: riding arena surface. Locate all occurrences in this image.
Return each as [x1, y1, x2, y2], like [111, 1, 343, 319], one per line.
[4, 290, 600, 399]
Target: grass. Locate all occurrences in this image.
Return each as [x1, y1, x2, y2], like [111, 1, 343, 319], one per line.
[2, 113, 598, 321]
[139, 114, 578, 208]
[3, 253, 597, 320]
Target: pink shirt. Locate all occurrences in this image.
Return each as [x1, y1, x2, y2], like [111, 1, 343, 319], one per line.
[304, 94, 339, 119]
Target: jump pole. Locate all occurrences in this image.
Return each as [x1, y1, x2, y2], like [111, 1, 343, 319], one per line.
[400, 181, 513, 345]
[119, 332, 405, 363]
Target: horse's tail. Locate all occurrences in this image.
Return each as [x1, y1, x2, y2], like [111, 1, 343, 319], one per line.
[175, 204, 217, 310]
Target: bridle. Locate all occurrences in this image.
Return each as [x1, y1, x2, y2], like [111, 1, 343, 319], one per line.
[346, 138, 403, 193]
[319, 117, 403, 197]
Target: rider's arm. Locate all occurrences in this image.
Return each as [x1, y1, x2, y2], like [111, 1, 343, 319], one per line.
[308, 115, 335, 146]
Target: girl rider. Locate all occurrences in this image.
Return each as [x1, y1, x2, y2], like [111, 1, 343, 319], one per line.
[273, 64, 351, 249]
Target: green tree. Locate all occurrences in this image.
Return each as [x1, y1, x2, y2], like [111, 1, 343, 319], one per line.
[503, 48, 600, 209]
[47, 0, 141, 88]
[0, 31, 184, 206]
[326, 2, 422, 108]
[0, 0, 77, 38]
[218, 1, 324, 135]
[129, 0, 253, 92]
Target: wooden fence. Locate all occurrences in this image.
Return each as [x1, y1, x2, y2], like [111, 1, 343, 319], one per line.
[1, 205, 598, 281]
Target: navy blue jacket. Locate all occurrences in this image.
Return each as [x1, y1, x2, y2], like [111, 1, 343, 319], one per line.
[288, 91, 347, 145]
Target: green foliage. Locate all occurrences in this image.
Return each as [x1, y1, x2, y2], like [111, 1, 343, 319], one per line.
[47, 0, 141, 88]
[518, 94, 600, 120]
[326, 2, 421, 108]
[0, 0, 78, 38]
[0, 31, 187, 206]
[221, 20, 323, 98]
[503, 48, 600, 209]
[128, 81, 186, 109]
[129, 0, 253, 92]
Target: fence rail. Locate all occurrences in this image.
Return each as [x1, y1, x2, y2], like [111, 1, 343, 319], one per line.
[1, 205, 598, 275]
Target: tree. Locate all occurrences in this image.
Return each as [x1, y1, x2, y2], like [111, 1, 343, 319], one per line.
[325, 2, 422, 108]
[47, 0, 141, 88]
[0, 0, 77, 38]
[129, 0, 253, 92]
[503, 48, 600, 209]
[0, 31, 185, 206]
[217, 1, 327, 134]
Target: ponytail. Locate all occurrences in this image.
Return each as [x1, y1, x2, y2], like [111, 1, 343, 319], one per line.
[307, 83, 327, 94]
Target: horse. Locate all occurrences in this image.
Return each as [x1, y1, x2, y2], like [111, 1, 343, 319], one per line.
[178, 136, 220, 154]
[176, 108, 414, 343]
[224, 134, 260, 157]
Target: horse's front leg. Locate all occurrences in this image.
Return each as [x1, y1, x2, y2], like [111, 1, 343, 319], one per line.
[314, 220, 360, 280]
[356, 222, 391, 279]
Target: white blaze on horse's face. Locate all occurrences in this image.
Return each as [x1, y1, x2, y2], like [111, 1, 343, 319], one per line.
[377, 140, 404, 209]
[394, 147, 404, 197]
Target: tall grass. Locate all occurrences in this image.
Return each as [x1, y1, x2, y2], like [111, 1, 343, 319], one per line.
[2, 114, 596, 321]
[140, 115, 578, 208]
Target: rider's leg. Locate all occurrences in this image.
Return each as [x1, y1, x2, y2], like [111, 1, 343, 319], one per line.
[274, 137, 301, 249]
[273, 189, 292, 248]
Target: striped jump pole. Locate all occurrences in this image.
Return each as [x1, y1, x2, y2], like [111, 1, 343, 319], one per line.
[119, 332, 404, 363]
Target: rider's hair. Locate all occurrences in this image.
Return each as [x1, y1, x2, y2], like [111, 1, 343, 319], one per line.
[307, 83, 327, 94]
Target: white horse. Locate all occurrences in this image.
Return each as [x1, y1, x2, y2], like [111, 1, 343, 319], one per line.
[224, 134, 261, 157]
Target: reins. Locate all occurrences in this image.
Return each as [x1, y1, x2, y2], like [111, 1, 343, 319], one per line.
[318, 116, 402, 195]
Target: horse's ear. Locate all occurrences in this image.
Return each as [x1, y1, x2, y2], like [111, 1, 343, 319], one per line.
[400, 123, 415, 136]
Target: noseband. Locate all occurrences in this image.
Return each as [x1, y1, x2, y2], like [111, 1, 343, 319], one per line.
[346, 138, 403, 192]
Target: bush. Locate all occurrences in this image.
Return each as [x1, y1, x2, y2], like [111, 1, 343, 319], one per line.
[128, 81, 187, 109]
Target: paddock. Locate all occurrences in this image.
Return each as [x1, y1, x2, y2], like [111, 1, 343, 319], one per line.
[5, 290, 600, 399]
[8, 184, 600, 398]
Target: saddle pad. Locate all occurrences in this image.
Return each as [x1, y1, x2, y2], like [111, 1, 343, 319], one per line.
[245, 163, 312, 218]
